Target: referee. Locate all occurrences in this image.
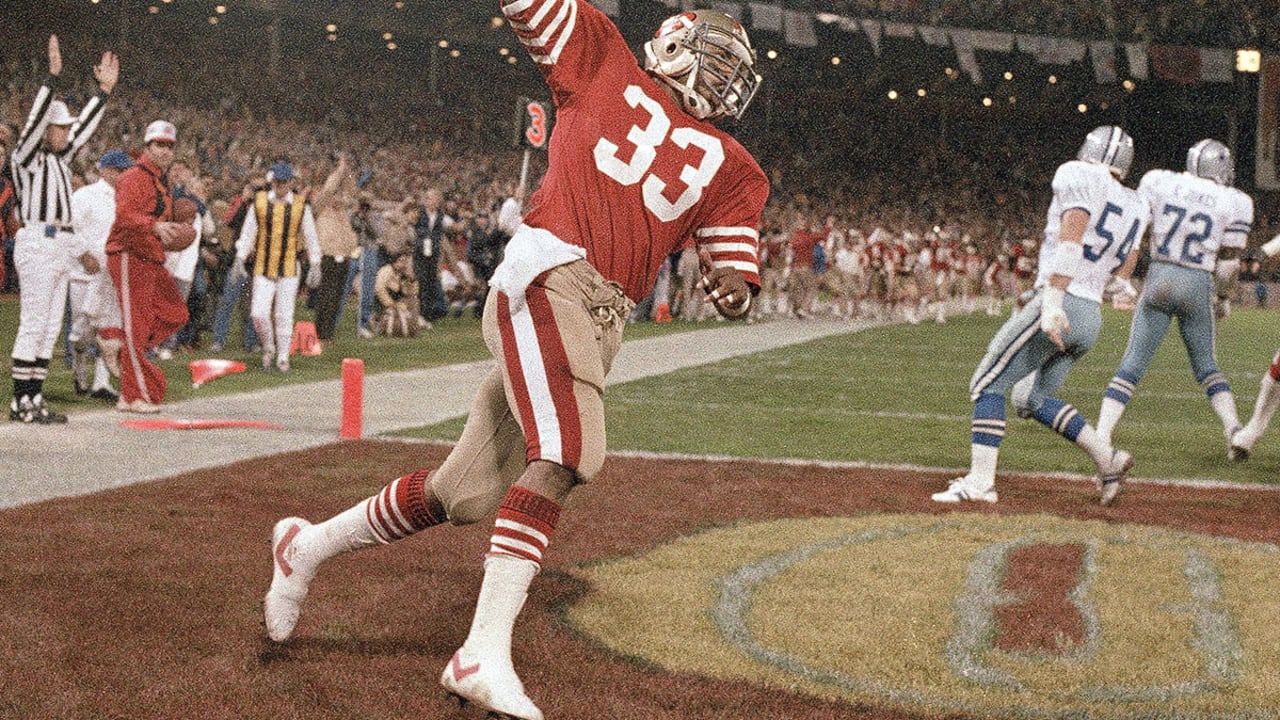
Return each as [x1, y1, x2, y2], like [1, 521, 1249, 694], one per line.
[8, 34, 118, 424]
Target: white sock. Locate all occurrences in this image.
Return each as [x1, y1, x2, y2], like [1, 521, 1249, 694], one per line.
[1073, 424, 1112, 469]
[1244, 375, 1280, 441]
[1095, 397, 1125, 445]
[1210, 391, 1242, 437]
[464, 554, 539, 660]
[92, 357, 112, 391]
[970, 444, 999, 487]
[303, 501, 386, 568]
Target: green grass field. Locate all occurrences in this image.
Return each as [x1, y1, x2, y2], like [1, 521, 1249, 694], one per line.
[414, 304, 1280, 485]
[6, 293, 1279, 484]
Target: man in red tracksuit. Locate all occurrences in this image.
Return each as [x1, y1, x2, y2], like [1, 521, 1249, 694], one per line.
[105, 120, 190, 412]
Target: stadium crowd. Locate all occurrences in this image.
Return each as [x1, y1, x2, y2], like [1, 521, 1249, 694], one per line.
[832, 0, 1280, 50]
[5, 1, 1280, 414]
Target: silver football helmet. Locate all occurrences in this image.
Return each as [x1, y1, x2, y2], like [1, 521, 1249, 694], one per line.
[643, 10, 759, 122]
[1186, 138, 1234, 185]
[1076, 126, 1135, 180]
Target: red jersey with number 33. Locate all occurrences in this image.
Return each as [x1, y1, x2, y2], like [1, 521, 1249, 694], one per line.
[503, 0, 769, 302]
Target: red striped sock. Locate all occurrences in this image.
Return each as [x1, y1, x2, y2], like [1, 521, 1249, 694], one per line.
[488, 485, 561, 566]
[364, 470, 444, 543]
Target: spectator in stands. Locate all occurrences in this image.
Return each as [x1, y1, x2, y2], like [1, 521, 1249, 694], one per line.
[158, 158, 205, 359]
[311, 154, 359, 343]
[0, 123, 17, 294]
[209, 178, 263, 353]
[373, 251, 419, 337]
[351, 196, 384, 338]
[411, 188, 454, 325]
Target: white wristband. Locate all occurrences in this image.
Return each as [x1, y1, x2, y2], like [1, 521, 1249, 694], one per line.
[1262, 235, 1280, 258]
[1042, 285, 1065, 314]
[1047, 240, 1083, 278]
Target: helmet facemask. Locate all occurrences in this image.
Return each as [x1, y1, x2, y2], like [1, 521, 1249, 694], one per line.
[644, 11, 760, 122]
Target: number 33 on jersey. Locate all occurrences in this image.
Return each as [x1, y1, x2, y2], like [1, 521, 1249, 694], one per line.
[506, 0, 770, 302]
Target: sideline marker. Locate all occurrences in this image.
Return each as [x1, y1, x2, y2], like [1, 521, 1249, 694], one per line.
[341, 357, 364, 439]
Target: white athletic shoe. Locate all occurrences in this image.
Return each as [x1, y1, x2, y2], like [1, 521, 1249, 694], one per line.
[1097, 449, 1133, 507]
[441, 647, 543, 720]
[1228, 425, 1252, 462]
[264, 517, 314, 642]
[930, 477, 998, 503]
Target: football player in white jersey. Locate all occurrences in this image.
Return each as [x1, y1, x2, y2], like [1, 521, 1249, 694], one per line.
[932, 126, 1150, 507]
[1095, 139, 1251, 459]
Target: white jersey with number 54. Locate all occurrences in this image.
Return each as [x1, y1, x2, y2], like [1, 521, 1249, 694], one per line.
[1040, 160, 1150, 303]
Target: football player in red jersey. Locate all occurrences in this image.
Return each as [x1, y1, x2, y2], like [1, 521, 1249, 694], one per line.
[262, 4, 767, 719]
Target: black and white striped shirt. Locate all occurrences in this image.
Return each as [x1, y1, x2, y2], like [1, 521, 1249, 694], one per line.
[8, 77, 107, 229]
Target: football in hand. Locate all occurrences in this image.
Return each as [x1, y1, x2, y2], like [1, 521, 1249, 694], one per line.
[172, 197, 199, 223]
[164, 223, 198, 252]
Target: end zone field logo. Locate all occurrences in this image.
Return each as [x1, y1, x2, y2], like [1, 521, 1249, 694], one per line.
[566, 514, 1280, 718]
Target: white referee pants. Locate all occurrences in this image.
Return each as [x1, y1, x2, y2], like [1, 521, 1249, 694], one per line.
[250, 274, 301, 365]
[10, 226, 72, 363]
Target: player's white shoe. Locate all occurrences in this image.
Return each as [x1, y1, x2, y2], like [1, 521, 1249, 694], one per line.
[930, 477, 998, 504]
[1097, 449, 1133, 507]
[441, 647, 543, 720]
[264, 517, 315, 642]
[1228, 425, 1253, 462]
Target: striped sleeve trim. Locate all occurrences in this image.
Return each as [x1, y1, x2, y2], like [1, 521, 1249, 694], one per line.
[504, 0, 578, 65]
[695, 225, 760, 240]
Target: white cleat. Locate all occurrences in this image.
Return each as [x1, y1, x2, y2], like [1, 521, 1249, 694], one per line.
[1097, 449, 1133, 507]
[441, 647, 543, 720]
[930, 477, 998, 504]
[1228, 425, 1253, 463]
[264, 517, 314, 642]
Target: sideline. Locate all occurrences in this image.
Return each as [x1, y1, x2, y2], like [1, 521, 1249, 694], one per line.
[0, 318, 869, 509]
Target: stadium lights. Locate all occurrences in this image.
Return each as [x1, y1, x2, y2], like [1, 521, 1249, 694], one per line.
[1048, 75, 1058, 84]
[982, 97, 992, 107]
[831, 56, 841, 65]
[887, 89, 899, 100]
[1003, 71, 1013, 80]
[916, 88, 926, 97]
[767, 49, 778, 60]
[1077, 103, 1088, 113]
[1122, 79, 1136, 92]
[1237, 49, 1261, 73]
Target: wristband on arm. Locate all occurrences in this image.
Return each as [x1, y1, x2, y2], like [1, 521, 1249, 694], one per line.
[1046, 240, 1083, 279]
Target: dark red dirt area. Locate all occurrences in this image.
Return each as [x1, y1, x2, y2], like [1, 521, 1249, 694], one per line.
[1, 440, 1275, 720]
